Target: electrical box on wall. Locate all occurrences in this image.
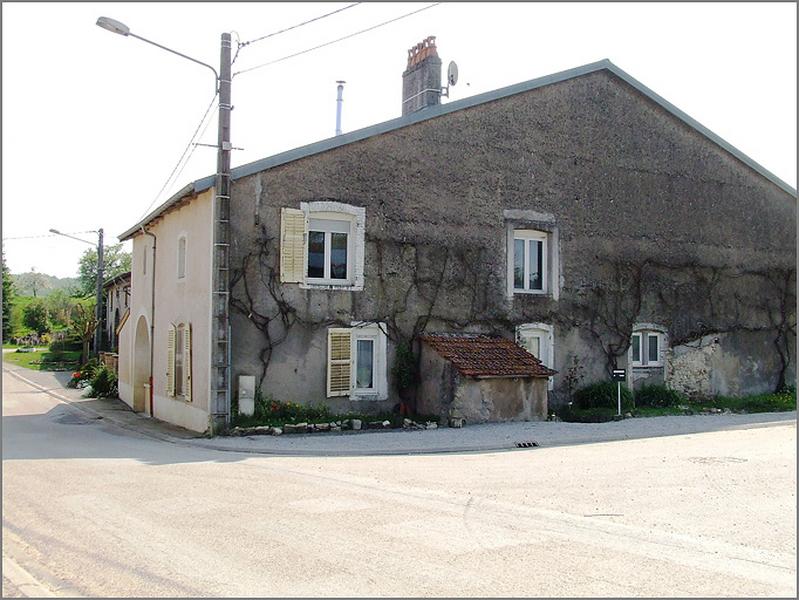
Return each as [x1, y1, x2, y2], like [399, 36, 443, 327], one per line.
[238, 375, 256, 416]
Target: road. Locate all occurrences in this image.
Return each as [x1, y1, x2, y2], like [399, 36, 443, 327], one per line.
[2, 367, 796, 597]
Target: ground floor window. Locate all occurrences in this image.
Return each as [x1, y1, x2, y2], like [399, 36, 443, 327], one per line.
[516, 323, 554, 389]
[327, 323, 387, 399]
[631, 326, 665, 367]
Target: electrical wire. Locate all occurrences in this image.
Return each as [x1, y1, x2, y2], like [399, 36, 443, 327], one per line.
[168, 98, 219, 193]
[137, 92, 219, 220]
[238, 3, 362, 49]
[3, 231, 97, 242]
[234, 2, 441, 78]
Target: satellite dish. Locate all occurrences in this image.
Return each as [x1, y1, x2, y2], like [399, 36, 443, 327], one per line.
[447, 61, 459, 86]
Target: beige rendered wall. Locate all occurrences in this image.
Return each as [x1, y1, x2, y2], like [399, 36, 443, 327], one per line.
[117, 189, 214, 433]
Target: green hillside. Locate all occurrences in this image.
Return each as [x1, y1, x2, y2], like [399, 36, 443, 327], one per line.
[11, 272, 80, 297]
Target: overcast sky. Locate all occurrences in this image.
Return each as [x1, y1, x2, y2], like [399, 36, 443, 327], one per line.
[2, 2, 796, 278]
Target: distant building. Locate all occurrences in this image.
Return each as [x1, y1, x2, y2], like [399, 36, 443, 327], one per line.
[103, 271, 130, 353]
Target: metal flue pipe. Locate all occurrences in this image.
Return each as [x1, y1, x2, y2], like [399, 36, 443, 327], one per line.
[335, 80, 345, 136]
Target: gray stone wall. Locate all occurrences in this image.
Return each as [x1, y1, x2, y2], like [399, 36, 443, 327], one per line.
[228, 69, 796, 410]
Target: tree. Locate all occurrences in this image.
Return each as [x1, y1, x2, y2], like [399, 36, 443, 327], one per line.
[78, 244, 131, 297]
[2, 252, 14, 341]
[22, 300, 50, 336]
[45, 290, 77, 329]
[70, 301, 97, 363]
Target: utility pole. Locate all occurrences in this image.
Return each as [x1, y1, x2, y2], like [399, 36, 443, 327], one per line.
[94, 228, 104, 355]
[211, 33, 232, 429]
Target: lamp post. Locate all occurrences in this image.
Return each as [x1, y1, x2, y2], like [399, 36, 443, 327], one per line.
[49, 228, 104, 355]
[97, 17, 232, 428]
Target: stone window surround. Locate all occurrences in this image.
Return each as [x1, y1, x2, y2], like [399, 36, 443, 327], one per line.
[516, 322, 555, 390]
[504, 209, 560, 301]
[630, 322, 668, 368]
[349, 321, 389, 401]
[300, 201, 365, 291]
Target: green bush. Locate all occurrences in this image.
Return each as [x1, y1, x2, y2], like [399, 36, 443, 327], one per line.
[49, 336, 82, 353]
[635, 384, 686, 408]
[573, 381, 633, 411]
[557, 405, 620, 423]
[89, 365, 118, 398]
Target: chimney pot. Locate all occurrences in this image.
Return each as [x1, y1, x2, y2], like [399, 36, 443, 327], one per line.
[402, 36, 442, 116]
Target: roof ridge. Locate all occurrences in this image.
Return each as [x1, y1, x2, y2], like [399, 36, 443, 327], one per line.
[119, 58, 795, 240]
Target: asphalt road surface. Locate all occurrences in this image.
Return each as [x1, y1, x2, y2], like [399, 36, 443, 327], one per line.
[2, 369, 796, 597]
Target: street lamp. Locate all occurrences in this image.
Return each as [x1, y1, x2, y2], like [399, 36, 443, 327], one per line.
[96, 17, 233, 427]
[49, 228, 104, 355]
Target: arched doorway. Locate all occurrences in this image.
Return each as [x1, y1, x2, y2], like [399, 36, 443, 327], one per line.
[133, 316, 150, 413]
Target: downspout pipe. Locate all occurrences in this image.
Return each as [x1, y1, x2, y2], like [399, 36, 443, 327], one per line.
[141, 225, 157, 418]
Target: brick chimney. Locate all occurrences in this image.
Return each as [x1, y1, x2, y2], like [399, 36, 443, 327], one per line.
[402, 36, 442, 116]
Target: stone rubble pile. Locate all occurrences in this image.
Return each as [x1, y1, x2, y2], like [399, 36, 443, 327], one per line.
[228, 417, 440, 437]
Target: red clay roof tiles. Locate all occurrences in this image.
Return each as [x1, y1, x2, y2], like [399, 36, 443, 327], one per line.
[421, 334, 557, 379]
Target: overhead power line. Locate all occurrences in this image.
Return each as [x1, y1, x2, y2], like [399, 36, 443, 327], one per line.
[137, 92, 219, 220]
[234, 2, 441, 78]
[239, 2, 362, 49]
[3, 231, 98, 242]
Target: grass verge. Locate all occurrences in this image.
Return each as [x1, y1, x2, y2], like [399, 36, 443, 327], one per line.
[558, 389, 796, 423]
[2, 348, 81, 371]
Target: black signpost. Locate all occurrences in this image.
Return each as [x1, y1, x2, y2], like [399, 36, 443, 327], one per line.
[612, 369, 626, 416]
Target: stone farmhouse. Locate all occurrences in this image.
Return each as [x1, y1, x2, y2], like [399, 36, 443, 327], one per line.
[115, 39, 796, 433]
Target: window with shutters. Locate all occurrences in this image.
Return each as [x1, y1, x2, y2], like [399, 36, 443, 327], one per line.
[326, 322, 387, 399]
[281, 201, 365, 290]
[175, 324, 185, 396]
[167, 322, 192, 400]
[516, 323, 555, 389]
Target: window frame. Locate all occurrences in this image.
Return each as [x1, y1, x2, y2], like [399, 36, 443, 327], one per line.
[326, 322, 388, 400]
[630, 327, 665, 368]
[306, 215, 353, 284]
[516, 322, 555, 390]
[349, 322, 387, 400]
[511, 229, 548, 295]
[298, 202, 366, 291]
[175, 324, 185, 396]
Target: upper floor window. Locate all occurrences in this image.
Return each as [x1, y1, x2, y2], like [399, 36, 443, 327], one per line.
[512, 230, 548, 294]
[307, 218, 350, 282]
[630, 326, 665, 367]
[177, 236, 187, 279]
[280, 201, 366, 290]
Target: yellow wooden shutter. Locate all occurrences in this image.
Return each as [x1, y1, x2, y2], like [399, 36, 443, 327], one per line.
[280, 207, 306, 283]
[166, 325, 176, 396]
[327, 328, 352, 397]
[184, 324, 192, 402]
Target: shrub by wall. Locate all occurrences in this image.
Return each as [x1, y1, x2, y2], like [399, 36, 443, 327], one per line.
[635, 384, 686, 407]
[573, 381, 633, 411]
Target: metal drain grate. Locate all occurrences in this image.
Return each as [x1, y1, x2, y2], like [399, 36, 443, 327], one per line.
[516, 441, 539, 448]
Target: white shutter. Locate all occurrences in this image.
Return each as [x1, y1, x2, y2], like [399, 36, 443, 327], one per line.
[280, 207, 306, 283]
[327, 328, 352, 397]
[166, 325, 176, 396]
[184, 324, 192, 402]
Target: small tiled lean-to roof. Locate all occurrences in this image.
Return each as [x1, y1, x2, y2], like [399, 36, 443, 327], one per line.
[421, 334, 557, 379]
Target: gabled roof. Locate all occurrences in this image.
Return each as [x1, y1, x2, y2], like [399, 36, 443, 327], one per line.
[119, 58, 796, 240]
[421, 334, 556, 379]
